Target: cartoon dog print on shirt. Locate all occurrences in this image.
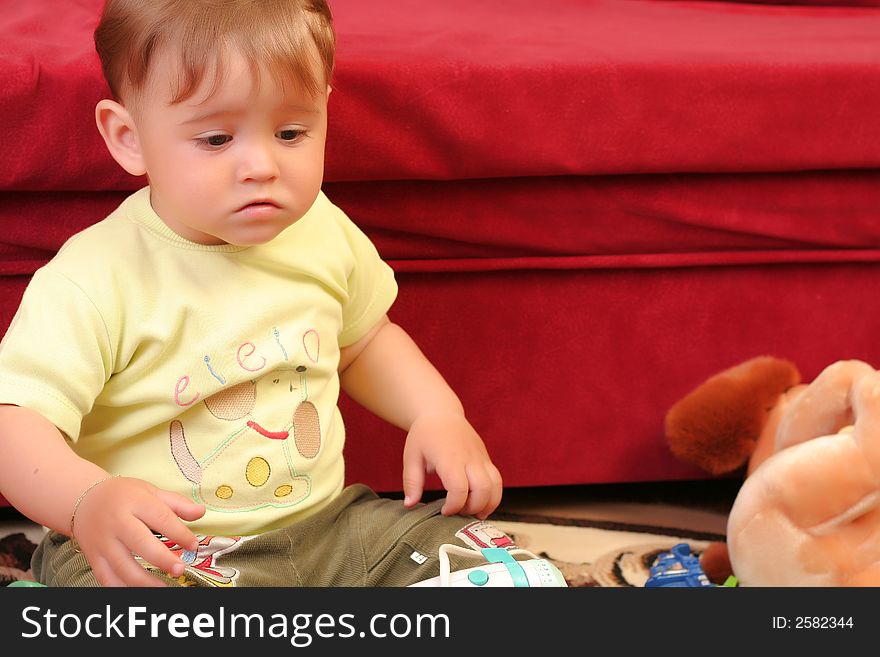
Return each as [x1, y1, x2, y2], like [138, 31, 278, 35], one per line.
[169, 329, 323, 512]
[137, 535, 247, 587]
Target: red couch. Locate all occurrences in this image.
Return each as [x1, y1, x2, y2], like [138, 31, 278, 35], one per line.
[3, 0, 880, 507]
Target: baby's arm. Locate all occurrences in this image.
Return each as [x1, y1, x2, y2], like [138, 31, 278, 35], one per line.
[338, 316, 502, 519]
[0, 405, 204, 586]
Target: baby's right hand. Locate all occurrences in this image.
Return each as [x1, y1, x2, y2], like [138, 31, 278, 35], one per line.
[71, 476, 205, 587]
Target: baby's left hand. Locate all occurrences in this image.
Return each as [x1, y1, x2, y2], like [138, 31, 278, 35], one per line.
[402, 412, 503, 519]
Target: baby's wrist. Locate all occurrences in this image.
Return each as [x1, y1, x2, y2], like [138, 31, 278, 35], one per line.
[69, 474, 119, 538]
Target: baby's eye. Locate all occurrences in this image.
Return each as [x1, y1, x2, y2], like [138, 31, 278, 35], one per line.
[197, 134, 232, 148]
[276, 128, 306, 142]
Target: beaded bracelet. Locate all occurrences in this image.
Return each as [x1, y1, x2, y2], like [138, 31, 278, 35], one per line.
[69, 475, 119, 539]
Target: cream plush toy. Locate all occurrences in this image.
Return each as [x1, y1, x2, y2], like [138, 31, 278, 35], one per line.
[665, 356, 880, 586]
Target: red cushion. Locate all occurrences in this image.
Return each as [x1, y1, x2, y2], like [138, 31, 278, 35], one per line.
[3, 0, 880, 191]
[4, 171, 880, 280]
[342, 259, 880, 491]
[688, 1, 880, 5]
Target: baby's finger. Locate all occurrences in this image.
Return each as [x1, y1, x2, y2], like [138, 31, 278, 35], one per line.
[136, 501, 200, 553]
[155, 488, 206, 522]
[90, 554, 128, 588]
[480, 464, 504, 519]
[459, 465, 493, 518]
[105, 538, 168, 587]
[125, 525, 187, 578]
[438, 466, 469, 516]
[401, 450, 426, 508]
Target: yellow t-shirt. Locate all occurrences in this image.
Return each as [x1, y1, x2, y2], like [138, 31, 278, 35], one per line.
[0, 187, 397, 535]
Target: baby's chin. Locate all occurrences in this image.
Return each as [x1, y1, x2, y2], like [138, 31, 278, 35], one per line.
[223, 220, 301, 246]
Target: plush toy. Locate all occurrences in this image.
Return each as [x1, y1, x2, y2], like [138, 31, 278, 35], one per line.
[665, 356, 880, 586]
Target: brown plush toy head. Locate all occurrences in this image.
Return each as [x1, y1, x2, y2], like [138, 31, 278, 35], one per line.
[664, 356, 801, 476]
[663, 356, 801, 584]
[665, 357, 880, 586]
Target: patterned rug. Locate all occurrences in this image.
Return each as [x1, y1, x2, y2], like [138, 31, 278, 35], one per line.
[0, 515, 724, 588]
[491, 513, 722, 587]
[0, 531, 38, 586]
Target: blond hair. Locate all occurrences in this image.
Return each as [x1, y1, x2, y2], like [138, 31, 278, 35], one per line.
[94, 0, 335, 104]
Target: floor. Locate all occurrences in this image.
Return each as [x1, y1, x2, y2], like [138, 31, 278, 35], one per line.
[494, 477, 739, 535]
[0, 507, 48, 544]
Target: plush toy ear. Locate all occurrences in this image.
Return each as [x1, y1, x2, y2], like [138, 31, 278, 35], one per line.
[664, 356, 801, 475]
[699, 541, 733, 585]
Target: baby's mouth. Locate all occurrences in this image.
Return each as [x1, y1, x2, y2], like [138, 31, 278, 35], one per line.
[238, 200, 280, 212]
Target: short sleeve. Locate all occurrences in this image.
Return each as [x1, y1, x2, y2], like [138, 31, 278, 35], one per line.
[0, 267, 114, 440]
[333, 209, 398, 347]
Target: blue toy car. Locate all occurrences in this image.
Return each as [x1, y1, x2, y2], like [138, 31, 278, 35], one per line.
[644, 543, 712, 587]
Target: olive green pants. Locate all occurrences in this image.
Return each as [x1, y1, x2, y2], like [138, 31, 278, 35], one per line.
[32, 484, 502, 587]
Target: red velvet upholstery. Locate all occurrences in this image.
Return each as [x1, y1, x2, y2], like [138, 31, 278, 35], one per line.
[5, 0, 880, 190]
[2, 0, 880, 505]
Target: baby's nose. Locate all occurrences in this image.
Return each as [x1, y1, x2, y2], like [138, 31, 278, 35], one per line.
[239, 143, 279, 182]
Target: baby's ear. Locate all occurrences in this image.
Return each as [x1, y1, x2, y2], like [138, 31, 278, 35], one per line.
[95, 99, 146, 176]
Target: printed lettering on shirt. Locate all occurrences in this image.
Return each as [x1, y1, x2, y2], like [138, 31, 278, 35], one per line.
[168, 326, 325, 513]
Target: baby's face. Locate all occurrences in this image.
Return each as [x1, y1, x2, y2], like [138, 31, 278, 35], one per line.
[132, 49, 329, 246]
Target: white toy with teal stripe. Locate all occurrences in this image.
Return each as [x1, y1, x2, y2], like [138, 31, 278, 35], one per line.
[409, 544, 567, 587]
